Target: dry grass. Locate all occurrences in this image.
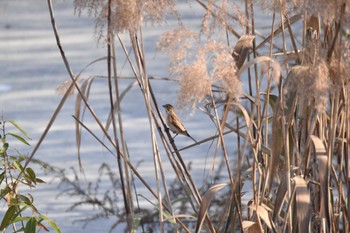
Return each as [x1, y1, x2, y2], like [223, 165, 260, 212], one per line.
[28, 0, 350, 232]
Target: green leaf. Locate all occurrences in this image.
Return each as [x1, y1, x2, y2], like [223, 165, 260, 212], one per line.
[131, 214, 142, 233]
[0, 186, 11, 200]
[26, 167, 36, 184]
[6, 133, 30, 145]
[17, 155, 26, 163]
[171, 197, 189, 205]
[268, 93, 278, 110]
[25, 217, 37, 233]
[35, 178, 46, 184]
[138, 194, 179, 231]
[18, 194, 32, 205]
[40, 215, 61, 233]
[7, 120, 31, 139]
[13, 160, 24, 173]
[27, 193, 34, 203]
[11, 205, 31, 223]
[12, 216, 30, 223]
[0, 142, 8, 154]
[0, 205, 17, 231]
[0, 171, 5, 184]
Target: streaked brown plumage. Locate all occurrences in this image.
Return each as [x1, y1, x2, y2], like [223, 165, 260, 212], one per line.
[162, 104, 197, 143]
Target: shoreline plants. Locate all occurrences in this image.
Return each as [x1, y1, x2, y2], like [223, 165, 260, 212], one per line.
[0, 119, 60, 233]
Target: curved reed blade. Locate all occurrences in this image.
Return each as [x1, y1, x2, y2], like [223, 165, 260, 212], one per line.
[237, 56, 280, 78]
[194, 183, 227, 233]
[293, 176, 311, 232]
[310, 135, 330, 230]
[74, 77, 93, 173]
[269, 104, 283, 191]
[272, 172, 287, 221]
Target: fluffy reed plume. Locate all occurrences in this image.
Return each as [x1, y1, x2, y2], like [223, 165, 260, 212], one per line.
[255, 0, 285, 12]
[261, 60, 282, 84]
[142, 0, 177, 23]
[297, 0, 348, 24]
[284, 60, 330, 112]
[157, 27, 199, 74]
[257, 0, 349, 24]
[201, 0, 249, 35]
[74, 0, 176, 35]
[177, 50, 211, 109]
[158, 28, 243, 109]
[205, 41, 242, 97]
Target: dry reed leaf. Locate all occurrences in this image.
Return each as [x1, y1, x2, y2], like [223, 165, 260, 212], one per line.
[243, 221, 263, 233]
[194, 183, 227, 233]
[293, 176, 311, 232]
[75, 77, 93, 173]
[242, 220, 256, 229]
[232, 35, 255, 69]
[105, 79, 138, 131]
[237, 56, 280, 78]
[269, 103, 283, 191]
[248, 204, 273, 230]
[230, 102, 255, 145]
[55, 80, 75, 96]
[272, 172, 287, 221]
[310, 135, 330, 228]
[71, 57, 107, 172]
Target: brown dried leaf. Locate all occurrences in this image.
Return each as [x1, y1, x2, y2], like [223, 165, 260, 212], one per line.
[243, 221, 263, 233]
[195, 183, 227, 233]
[232, 35, 255, 69]
[310, 135, 330, 226]
[249, 204, 273, 230]
[230, 102, 255, 144]
[242, 220, 256, 229]
[272, 172, 287, 221]
[269, 102, 283, 191]
[293, 176, 311, 232]
[237, 56, 279, 78]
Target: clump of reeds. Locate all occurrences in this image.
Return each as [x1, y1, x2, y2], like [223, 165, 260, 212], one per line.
[32, 0, 350, 232]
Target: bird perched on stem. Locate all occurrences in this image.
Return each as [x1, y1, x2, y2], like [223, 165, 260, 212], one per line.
[162, 104, 197, 143]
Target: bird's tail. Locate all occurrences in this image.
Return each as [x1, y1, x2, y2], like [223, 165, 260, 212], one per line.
[186, 132, 197, 143]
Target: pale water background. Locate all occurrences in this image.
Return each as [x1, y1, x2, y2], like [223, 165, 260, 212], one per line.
[0, 1, 285, 232]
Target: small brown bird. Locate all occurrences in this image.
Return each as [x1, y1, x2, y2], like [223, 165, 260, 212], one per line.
[162, 104, 197, 143]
